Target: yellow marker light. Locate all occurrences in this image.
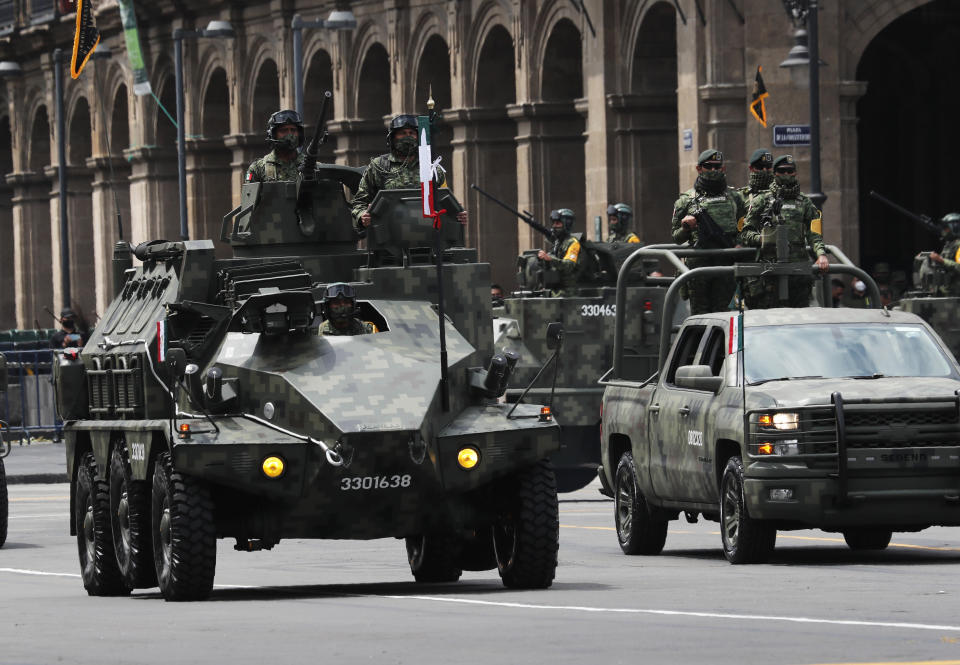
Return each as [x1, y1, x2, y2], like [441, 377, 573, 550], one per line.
[457, 447, 480, 470]
[262, 456, 285, 478]
[539, 406, 552, 422]
[758, 414, 773, 426]
[177, 423, 191, 440]
[757, 443, 774, 455]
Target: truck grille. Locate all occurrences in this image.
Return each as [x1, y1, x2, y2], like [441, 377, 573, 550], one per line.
[844, 407, 960, 449]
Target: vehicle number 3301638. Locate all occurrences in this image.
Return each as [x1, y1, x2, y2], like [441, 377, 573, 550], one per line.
[581, 304, 615, 317]
[340, 474, 412, 491]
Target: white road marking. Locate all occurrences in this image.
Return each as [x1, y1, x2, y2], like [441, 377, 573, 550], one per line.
[374, 594, 960, 633]
[8, 514, 66, 519]
[0, 568, 79, 578]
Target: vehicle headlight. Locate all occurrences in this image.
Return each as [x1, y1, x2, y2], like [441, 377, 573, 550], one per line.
[457, 447, 480, 470]
[759, 412, 799, 431]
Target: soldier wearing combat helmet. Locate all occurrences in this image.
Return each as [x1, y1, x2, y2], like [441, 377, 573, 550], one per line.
[927, 213, 960, 296]
[318, 283, 379, 336]
[245, 109, 306, 182]
[606, 203, 640, 244]
[671, 149, 747, 314]
[538, 208, 582, 296]
[738, 148, 774, 208]
[740, 154, 829, 309]
[351, 114, 468, 231]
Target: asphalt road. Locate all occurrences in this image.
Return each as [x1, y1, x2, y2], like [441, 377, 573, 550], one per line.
[3, 481, 960, 665]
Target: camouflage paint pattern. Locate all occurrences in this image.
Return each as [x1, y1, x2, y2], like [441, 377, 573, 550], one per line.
[601, 307, 960, 531]
[57, 179, 560, 545]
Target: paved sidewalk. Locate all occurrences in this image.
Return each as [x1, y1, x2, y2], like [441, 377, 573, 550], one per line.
[2, 439, 68, 484]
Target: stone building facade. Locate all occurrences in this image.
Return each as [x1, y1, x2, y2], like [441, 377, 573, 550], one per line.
[0, 0, 955, 328]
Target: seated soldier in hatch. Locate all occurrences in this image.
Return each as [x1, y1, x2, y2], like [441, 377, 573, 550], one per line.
[318, 283, 379, 336]
[245, 109, 306, 182]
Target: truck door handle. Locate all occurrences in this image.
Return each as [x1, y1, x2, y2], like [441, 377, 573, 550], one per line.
[649, 404, 660, 414]
[678, 406, 691, 416]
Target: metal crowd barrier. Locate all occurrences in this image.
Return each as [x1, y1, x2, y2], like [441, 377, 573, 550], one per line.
[0, 348, 62, 443]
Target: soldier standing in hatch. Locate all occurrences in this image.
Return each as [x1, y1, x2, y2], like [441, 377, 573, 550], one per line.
[671, 149, 747, 315]
[606, 203, 640, 244]
[245, 109, 306, 182]
[538, 208, 582, 297]
[318, 283, 379, 336]
[351, 114, 468, 231]
[927, 213, 960, 296]
[739, 155, 829, 308]
[738, 148, 774, 208]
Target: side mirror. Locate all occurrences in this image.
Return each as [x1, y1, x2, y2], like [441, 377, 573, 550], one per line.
[165, 348, 187, 380]
[675, 365, 723, 393]
[545, 322, 564, 351]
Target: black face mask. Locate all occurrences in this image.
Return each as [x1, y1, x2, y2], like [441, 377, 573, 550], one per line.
[695, 169, 726, 195]
[774, 174, 800, 198]
[393, 136, 418, 157]
[749, 170, 773, 191]
[551, 226, 567, 241]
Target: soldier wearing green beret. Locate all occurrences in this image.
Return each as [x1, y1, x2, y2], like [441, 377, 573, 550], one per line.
[671, 149, 747, 314]
[927, 213, 960, 296]
[740, 155, 829, 308]
[738, 148, 774, 209]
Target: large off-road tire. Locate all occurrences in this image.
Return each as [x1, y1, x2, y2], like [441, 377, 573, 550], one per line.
[151, 453, 216, 601]
[405, 534, 462, 583]
[614, 453, 667, 555]
[843, 529, 892, 551]
[0, 458, 8, 548]
[720, 456, 776, 564]
[493, 459, 559, 589]
[75, 452, 131, 596]
[110, 443, 156, 589]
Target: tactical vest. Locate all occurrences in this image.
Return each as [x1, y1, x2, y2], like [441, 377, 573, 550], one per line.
[757, 194, 814, 261]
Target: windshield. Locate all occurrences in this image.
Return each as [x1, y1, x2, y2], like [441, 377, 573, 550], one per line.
[744, 323, 956, 384]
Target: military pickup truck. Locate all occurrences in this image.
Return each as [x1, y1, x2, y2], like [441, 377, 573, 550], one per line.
[600, 306, 960, 563]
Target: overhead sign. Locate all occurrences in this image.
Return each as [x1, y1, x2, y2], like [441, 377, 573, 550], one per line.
[773, 124, 811, 147]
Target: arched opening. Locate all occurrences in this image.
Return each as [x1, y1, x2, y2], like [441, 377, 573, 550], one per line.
[856, 0, 960, 283]
[536, 18, 585, 234]
[357, 43, 390, 120]
[304, 49, 336, 162]
[30, 106, 50, 171]
[155, 74, 177, 148]
[110, 85, 128, 153]
[625, 1, 678, 245]
[474, 25, 518, 287]
[0, 114, 14, 326]
[414, 35, 452, 182]
[197, 67, 232, 254]
[252, 59, 279, 132]
[66, 97, 95, 314]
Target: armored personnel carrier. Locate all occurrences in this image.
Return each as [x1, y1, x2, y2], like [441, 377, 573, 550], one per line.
[896, 253, 960, 360]
[53, 165, 561, 600]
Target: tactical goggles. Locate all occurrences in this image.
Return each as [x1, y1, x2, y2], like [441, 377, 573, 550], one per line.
[775, 166, 796, 174]
[390, 114, 418, 131]
[700, 162, 724, 171]
[270, 110, 303, 126]
[606, 205, 620, 217]
[325, 283, 356, 299]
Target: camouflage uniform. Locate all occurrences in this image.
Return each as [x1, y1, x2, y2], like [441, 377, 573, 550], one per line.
[671, 186, 746, 315]
[934, 237, 960, 296]
[546, 235, 582, 296]
[350, 153, 444, 228]
[245, 150, 305, 183]
[738, 148, 774, 212]
[608, 230, 640, 244]
[740, 180, 825, 309]
[318, 319, 378, 336]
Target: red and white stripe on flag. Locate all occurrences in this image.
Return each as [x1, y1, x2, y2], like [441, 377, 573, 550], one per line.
[418, 124, 434, 218]
[727, 313, 742, 355]
[157, 320, 166, 363]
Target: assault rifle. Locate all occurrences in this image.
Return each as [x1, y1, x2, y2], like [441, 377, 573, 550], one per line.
[300, 90, 332, 178]
[470, 184, 552, 241]
[869, 190, 943, 236]
[687, 201, 734, 249]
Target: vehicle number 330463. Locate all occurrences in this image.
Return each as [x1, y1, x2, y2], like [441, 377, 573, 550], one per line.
[340, 474, 411, 491]
[581, 304, 615, 317]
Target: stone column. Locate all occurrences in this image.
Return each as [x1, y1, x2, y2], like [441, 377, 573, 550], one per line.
[0, 177, 15, 328]
[837, 80, 868, 262]
[44, 165, 96, 317]
[445, 106, 518, 288]
[125, 147, 180, 245]
[8, 172, 53, 329]
[186, 137, 234, 256]
[89, 156, 131, 313]
[608, 93, 679, 245]
[509, 101, 586, 252]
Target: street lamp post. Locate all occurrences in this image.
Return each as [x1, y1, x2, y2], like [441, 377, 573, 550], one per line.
[53, 48, 70, 310]
[173, 20, 234, 241]
[291, 10, 357, 118]
[781, 0, 826, 210]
